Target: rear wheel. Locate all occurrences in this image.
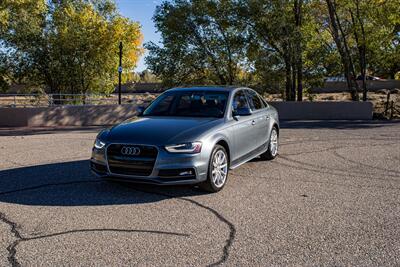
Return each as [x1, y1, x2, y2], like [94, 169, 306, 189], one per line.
[199, 145, 229, 193]
[260, 126, 279, 160]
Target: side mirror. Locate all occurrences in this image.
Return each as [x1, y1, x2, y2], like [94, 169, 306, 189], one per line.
[233, 107, 252, 119]
[136, 106, 145, 116]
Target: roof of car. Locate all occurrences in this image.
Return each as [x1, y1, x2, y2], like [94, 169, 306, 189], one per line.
[167, 86, 245, 92]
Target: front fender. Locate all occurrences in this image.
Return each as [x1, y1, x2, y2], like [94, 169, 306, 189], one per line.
[201, 130, 233, 166]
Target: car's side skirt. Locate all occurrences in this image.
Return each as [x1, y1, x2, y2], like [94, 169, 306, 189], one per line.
[229, 141, 269, 170]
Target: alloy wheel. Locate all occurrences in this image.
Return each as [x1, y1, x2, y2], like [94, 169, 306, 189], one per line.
[211, 150, 228, 188]
[270, 128, 278, 157]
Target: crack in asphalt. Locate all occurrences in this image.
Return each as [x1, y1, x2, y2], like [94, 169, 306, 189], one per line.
[126, 186, 236, 267]
[332, 151, 400, 176]
[279, 136, 400, 147]
[276, 158, 400, 183]
[271, 139, 400, 185]
[281, 141, 399, 157]
[0, 212, 23, 267]
[279, 153, 400, 181]
[281, 145, 342, 156]
[0, 180, 236, 266]
[277, 139, 400, 182]
[0, 211, 189, 267]
[236, 157, 400, 200]
[26, 228, 190, 240]
[251, 164, 400, 191]
[0, 180, 102, 196]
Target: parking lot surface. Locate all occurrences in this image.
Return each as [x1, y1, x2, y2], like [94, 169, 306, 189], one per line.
[0, 121, 399, 266]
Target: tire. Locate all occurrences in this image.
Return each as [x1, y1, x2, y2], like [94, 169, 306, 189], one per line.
[260, 126, 279, 160]
[199, 145, 229, 193]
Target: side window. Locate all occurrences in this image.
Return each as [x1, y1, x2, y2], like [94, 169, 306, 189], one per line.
[176, 94, 191, 113]
[232, 90, 250, 112]
[260, 97, 269, 108]
[247, 90, 264, 110]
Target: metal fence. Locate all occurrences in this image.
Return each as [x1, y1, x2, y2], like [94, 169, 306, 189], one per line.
[0, 93, 156, 107]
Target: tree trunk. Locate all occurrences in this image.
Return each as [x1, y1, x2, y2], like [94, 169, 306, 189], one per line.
[354, 0, 368, 101]
[326, 0, 359, 101]
[291, 63, 297, 101]
[284, 55, 292, 101]
[294, 0, 303, 101]
[297, 62, 303, 101]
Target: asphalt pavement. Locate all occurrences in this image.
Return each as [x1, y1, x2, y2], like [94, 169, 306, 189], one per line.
[0, 121, 399, 266]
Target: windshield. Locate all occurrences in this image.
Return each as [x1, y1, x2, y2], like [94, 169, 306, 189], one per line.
[143, 90, 229, 118]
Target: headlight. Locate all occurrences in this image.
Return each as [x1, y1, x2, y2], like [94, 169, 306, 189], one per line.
[165, 142, 202, 153]
[94, 139, 106, 149]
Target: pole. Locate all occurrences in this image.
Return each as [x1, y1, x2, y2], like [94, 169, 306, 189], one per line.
[384, 92, 390, 117]
[118, 42, 123, 105]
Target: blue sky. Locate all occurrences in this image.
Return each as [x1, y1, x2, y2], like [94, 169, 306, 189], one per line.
[116, 0, 165, 71]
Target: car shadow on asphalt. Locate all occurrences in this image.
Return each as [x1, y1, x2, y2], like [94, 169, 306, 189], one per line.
[0, 160, 208, 206]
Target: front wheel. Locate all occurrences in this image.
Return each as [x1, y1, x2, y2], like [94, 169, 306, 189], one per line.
[199, 145, 229, 193]
[260, 126, 279, 160]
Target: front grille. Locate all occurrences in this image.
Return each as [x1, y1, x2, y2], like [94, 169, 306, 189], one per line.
[107, 144, 158, 176]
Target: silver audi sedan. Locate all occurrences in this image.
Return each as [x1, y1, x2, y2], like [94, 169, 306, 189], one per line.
[91, 86, 279, 192]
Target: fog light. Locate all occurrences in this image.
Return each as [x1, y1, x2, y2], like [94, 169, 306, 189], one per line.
[179, 170, 193, 176]
[158, 168, 195, 178]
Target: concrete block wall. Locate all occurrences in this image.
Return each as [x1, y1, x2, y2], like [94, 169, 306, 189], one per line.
[312, 80, 400, 93]
[0, 105, 138, 127]
[0, 102, 373, 127]
[270, 101, 373, 120]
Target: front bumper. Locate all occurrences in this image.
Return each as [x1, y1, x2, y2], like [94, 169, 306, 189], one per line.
[90, 145, 209, 185]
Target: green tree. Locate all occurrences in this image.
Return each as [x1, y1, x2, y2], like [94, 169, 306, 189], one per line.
[317, 0, 400, 100]
[238, 0, 308, 100]
[362, 0, 400, 79]
[139, 70, 160, 83]
[146, 0, 247, 87]
[0, 0, 143, 95]
[146, 0, 399, 101]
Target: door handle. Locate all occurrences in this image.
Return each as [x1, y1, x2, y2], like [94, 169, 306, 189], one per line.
[252, 120, 256, 125]
[266, 115, 270, 120]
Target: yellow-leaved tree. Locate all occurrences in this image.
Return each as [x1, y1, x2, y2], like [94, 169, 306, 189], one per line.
[1, 0, 143, 95]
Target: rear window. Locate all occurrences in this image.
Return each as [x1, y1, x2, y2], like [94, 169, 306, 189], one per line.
[247, 90, 265, 110]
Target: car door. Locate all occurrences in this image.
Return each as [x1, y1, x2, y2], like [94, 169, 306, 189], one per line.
[245, 89, 269, 148]
[230, 90, 260, 162]
[261, 97, 274, 142]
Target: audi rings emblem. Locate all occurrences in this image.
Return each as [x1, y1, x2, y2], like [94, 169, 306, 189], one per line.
[121, 146, 141, 156]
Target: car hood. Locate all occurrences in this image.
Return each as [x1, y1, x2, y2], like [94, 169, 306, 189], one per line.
[106, 116, 221, 145]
